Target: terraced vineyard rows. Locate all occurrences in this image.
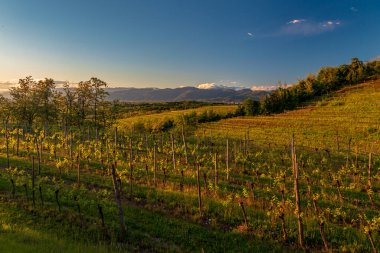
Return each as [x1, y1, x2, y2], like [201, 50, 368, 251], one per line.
[1, 80, 380, 252]
[199, 79, 380, 155]
[117, 105, 237, 131]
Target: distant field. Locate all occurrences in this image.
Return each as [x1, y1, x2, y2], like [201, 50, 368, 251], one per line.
[117, 105, 237, 131]
[198, 79, 380, 154]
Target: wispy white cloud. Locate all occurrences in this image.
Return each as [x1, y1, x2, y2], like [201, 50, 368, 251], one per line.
[196, 81, 248, 91]
[250, 85, 278, 91]
[287, 19, 306, 24]
[281, 19, 342, 36]
[247, 32, 253, 37]
[196, 82, 217, 89]
[350, 6, 358, 12]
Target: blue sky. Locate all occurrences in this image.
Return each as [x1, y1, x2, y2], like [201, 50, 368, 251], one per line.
[0, 0, 379, 89]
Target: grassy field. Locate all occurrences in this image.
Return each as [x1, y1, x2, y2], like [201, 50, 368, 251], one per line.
[198, 79, 380, 155]
[117, 105, 237, 131]
[1, 80, 380, 252]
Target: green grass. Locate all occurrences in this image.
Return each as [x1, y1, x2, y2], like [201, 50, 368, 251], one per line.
[198, 79, 380, 155]
[117, 105, 237, 131]
[2, 79, 380, 252]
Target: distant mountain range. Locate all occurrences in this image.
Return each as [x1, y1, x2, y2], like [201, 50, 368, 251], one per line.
[0, 86, 271, 103]
[105, 86, 270, 103]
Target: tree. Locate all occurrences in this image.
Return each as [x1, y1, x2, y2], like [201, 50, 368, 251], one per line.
[0, 95, 12, 125]
[59, 82, 77, 131]
[75, 80, 93, 130]
[88, 77, 108, 139]
[241, 98, 260, 116]
[347, 58, 365, 84]
[34, 78, 59, 133]
[9, 76, 38, 130]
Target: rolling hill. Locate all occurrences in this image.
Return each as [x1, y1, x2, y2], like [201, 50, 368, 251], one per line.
[106, 86, 270, 103]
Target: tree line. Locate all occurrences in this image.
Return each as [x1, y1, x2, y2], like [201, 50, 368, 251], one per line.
[238, 58, 380, 116]
[0, 77, 120, 138]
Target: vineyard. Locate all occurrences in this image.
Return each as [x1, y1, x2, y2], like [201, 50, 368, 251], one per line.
[1, 79, 380, 252]
[117, 105, 237, 133]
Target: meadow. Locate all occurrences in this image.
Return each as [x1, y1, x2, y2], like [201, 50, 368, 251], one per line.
[1, 79, 380, 252]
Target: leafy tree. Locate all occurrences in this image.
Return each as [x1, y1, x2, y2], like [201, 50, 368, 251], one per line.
[347, 58, 365, 84]
[9, 76, 38, 129]
[241, 98, 260, 116]
[0, 95, 12, 125]
[34, 78, 59, 133]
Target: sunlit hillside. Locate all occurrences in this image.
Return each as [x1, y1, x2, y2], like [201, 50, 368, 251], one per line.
[199, 78, 380, 154]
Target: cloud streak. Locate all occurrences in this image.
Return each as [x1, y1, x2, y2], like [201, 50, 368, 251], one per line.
[281, 19, 342, 36]
[287, 19, 306, 24]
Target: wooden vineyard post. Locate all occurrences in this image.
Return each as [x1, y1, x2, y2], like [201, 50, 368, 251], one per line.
[69, 131, 73, 162]
[129, 138, 133, 169]
[346, 137, 352, 167]
[35, 138, 42, 175]
[111, 164, 128, 236]
[336, 131, 340, 152]
[10, 179, 16, 198]
[55, 189, 61, 212]
[279, 212, 288, 242]
[114, 127, 118, 148]
[129, 164, 134, 197]
[5, 124, 9, 168]
[319, 220, 329, 251]
[171, 133, 176, 171]
[214, 152, 218, 188]
[355, 144, 359, 168]
[77, 150, 81, 186]
[16, 128, 20, 156]
[249, 182, 255, 203]
[226, 139, 229, 181]
[239, 201, 248, 228]
[153, 144, 157, 187]
[181, 124, 188, 165]
[98, 204, 105, 228]
[291, 134, 305, 249]
[144, 133, 149, 157]
[368, 152, 372, 187]
[196, 163, 203, 217]
[39, 186, 44, 206]
[32, 156, 35, 207]
[180, 169, 184, 192]
[203, 172, 208, 195]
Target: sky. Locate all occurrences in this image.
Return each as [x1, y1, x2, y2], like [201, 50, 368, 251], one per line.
[0, 0, 379, 90]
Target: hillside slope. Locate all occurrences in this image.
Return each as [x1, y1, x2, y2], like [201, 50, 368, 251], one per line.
[199, 78, 380, 154]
